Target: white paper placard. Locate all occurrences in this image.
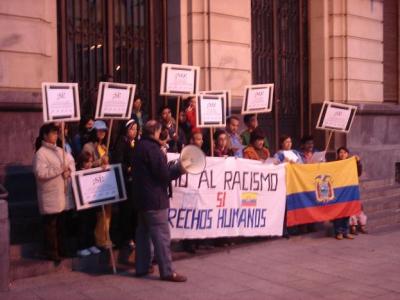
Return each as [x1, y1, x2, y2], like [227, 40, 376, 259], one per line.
[42, 82, 80, 123]
[316, 101, 357, 133]
[242, 84, 274, 114]
[199, 90, 231, 116]
[160, 63, 200, 96]
[72, 164, 127, 210]
[196, 94, 226, 128]
[95, 82, 136, 119]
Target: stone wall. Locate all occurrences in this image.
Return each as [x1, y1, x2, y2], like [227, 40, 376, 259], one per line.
[0, 0, 58, 193]
[182, 0, 252, 108]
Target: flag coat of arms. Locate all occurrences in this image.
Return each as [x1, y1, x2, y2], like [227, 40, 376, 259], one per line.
[286, 157, 361, 226]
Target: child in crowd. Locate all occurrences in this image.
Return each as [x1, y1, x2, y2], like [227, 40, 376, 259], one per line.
[76, 152, 101, 257]
[337, 146, 368, 236]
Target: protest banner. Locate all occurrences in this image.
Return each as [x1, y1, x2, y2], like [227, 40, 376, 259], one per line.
[167, 155, 286, 239]
[95, 82, 136, 120]
[285, 157, 361, 227]
[242, 84, 274, 115]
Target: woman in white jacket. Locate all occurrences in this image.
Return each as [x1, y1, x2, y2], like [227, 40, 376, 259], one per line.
[33, 123, 75, 262]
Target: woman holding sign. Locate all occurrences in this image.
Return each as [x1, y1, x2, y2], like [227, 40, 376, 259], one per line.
[33, 123, 76, 262]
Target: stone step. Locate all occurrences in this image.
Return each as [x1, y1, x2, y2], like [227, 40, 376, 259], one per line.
[360, 184, 400, 200]
[10, 257, 72, 281]
[365, 207, 400, 230]
[363, 194, 400, 214]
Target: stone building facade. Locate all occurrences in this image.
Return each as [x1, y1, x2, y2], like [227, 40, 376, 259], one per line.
[0, 0, 399, 235]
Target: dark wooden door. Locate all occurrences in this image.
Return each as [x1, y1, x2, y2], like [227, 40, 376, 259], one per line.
[251, 0, 309, 151]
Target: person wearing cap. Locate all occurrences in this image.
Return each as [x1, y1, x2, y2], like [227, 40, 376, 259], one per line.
[82, 120, 112, 249]
[111, 119, 139, 251]
[243, 127, 270, 161]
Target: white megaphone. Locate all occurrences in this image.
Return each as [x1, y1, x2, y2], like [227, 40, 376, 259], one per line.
[177, 145, 206, 174]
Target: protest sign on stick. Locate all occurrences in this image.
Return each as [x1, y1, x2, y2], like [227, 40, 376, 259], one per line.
[160, 63, 200, 136]
[242, 84, 274, 115]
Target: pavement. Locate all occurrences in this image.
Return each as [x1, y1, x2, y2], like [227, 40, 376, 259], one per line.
[2, 226, 400, 300]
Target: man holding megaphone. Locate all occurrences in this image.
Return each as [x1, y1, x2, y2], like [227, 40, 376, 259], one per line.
[132, 120, 187, 282]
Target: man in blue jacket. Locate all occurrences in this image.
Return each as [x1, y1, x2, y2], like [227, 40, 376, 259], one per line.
[132, 120, 187, 282]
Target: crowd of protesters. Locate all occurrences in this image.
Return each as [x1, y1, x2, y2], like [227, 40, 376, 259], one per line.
[32, 95, 367, 282]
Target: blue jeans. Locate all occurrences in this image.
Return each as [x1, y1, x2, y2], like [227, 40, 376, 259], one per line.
[135, 209, 173, 278]
[333, 217, 350, 235]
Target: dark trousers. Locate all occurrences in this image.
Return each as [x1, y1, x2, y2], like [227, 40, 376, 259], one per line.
[118, 184, 138, 245]
[42, 212, 68, 259]
[77, 208, 97, 250]
[333, 217, 350, 235]
[135, 209, 173, 278]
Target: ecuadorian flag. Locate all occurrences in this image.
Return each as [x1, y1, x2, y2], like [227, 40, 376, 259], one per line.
[286, 157, 361, 227]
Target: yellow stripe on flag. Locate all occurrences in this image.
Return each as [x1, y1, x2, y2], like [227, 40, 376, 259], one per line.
[286, 157, 359, 195]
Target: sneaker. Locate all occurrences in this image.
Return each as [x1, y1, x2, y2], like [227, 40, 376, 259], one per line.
[88, 246, 101, 254]
[335, 233, 343, 240]
[161, 272, 187, 282]
[77, 249, 91, 257]
[344, 234, 355, 240]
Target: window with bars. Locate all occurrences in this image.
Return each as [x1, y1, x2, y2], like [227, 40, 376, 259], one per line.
[251, 0, 309, 151]
[57, 0, 166, 117]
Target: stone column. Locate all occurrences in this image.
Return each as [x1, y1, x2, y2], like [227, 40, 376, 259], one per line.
[181, 0, 252, 109]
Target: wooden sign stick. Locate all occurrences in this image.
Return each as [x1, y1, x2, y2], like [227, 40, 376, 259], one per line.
[324, 131, 334, 153]
[102, 205, 117, 274]
[60, 122, 67, 193]
[175, 96, 181, 136]
[106, 119, 114, 155]
[210, 128, 214, 157]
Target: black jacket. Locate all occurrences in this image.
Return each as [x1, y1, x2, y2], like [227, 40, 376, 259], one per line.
[111, 136, 135, 182]
[132, 137, 182, 211]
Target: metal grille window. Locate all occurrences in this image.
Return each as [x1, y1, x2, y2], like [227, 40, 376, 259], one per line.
[57, 0, 166, 117]
[251, 0, 309, 151]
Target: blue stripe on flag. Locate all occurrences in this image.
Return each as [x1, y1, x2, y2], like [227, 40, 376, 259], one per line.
[286, 185, 360, 211]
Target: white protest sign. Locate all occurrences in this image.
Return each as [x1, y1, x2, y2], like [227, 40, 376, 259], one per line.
[42, 82, 80, 123]
[160, 63, 200, 96]
[200, 90, 231, 116]
[242, 84, 274, 114]
[95, 82, 136, 119]
[196, 94, 226, 128]
[71, 164, 127, 210]
[316, 101, 357, 133]
[167, 155, 286, 239]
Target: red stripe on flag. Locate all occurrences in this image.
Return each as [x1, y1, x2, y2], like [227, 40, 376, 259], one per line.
[286, 201, 362, 227]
